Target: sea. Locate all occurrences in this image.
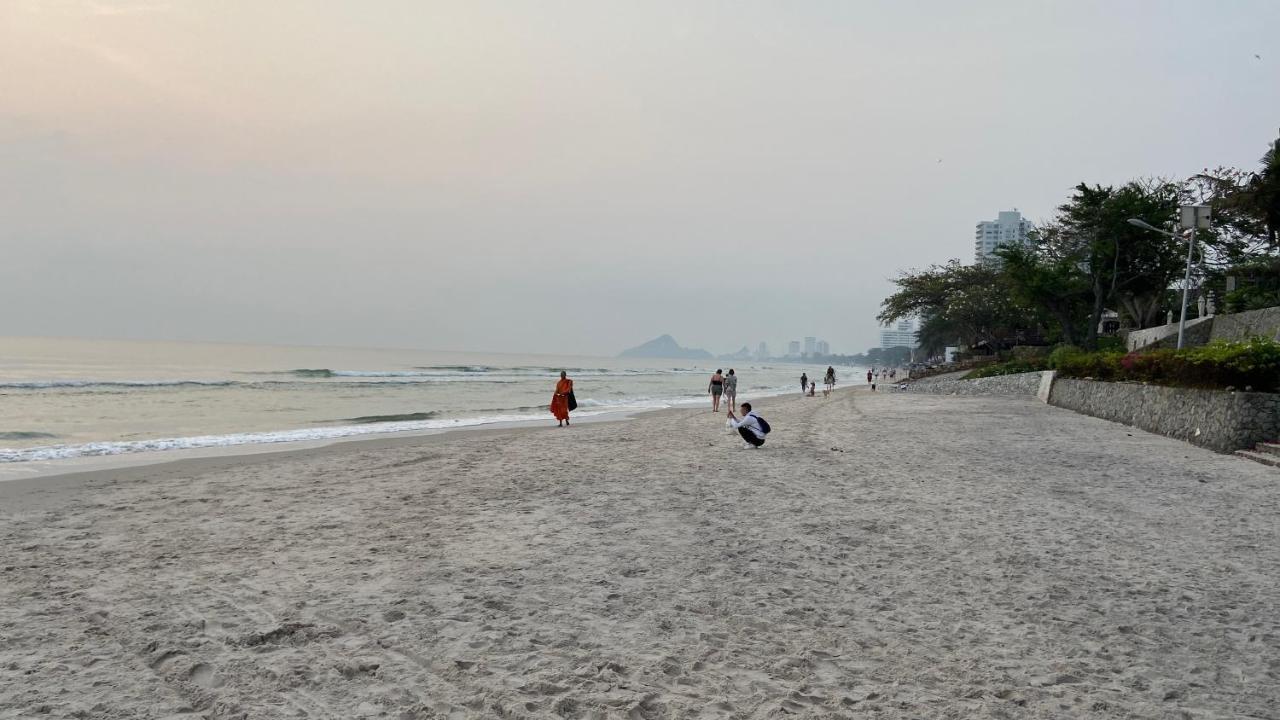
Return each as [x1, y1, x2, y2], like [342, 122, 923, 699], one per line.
[0, 336, 863, 467]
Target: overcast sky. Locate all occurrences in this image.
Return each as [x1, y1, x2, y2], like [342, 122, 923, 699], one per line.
[2, 1, 1277, 357]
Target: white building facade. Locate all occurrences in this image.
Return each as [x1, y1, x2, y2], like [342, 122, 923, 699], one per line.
[974, 210, 1032, 264]
[880, 319, 917, 349]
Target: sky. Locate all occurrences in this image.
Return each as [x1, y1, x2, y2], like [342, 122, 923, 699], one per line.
[2, 1, 1278, 357]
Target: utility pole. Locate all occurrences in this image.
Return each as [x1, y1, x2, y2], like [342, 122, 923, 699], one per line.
[1176, 205, 1211, 349]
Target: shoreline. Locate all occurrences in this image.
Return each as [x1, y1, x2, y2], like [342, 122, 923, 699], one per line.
[0, 386, 812, 504]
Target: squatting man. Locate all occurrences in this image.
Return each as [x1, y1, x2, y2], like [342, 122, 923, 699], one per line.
[726, 402, 768, 449]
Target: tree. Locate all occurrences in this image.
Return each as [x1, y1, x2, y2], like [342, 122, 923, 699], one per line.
[1191, 135, 1280, 269]
[878, 260, 1033, 354]
[996, 238, 1091, 346]
[1046, 180, 1184, 346]
[1197, 135, 1280, 249]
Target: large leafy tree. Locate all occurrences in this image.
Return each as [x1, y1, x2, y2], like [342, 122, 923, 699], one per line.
[995, 237, 1091, 346]
[1195, 135, 1280, 251]
[1044, 180, 1184, 346]
[878, 260, 1033, 354]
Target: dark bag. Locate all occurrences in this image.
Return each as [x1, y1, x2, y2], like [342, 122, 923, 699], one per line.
[755, 415, 771, 434]
[567, 391, 578, 411]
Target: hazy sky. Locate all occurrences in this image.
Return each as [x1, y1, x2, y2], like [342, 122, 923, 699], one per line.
[2, 1, 1278, 357]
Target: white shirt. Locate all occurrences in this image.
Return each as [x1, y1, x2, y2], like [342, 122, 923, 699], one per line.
[728, 411, 765, 439]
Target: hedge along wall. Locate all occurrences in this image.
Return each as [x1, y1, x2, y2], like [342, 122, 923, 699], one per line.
[1047, 378, 1280, 453]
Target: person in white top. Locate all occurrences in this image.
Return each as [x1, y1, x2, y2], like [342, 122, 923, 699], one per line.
[726, 402, 766, 448]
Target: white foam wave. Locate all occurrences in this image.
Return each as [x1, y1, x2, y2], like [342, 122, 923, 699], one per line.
[0, 383, 799, 464]
[0, 379, 238, 390]
[0, 411, 584, 463]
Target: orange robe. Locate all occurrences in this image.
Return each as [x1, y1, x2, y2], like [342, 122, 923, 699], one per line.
[550, 378, 573, 420]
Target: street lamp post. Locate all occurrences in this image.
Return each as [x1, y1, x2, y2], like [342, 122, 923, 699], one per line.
[1127, 205, 1210, 350]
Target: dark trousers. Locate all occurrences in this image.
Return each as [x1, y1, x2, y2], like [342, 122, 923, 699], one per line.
[738, 427, 765, 447]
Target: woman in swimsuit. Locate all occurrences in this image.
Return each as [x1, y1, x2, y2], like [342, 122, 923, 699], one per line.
[708, 369, 724, 413]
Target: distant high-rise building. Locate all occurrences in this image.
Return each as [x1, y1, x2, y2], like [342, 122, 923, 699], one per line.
[816, 340, 830, 356]
[803, 336, 816, 356]
[787, 340, 801, 356]
[880, 319, 917, 349]
[756, 342, 769, 360]
[974, 210, 1032, 264]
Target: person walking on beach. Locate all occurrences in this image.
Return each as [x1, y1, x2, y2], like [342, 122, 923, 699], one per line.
[800, 372, 808, 395]
[708, 369, 725, 412]
[550, 371, 574, 427]
[723, 369, 738, 410]
[727, 402, 768, 448]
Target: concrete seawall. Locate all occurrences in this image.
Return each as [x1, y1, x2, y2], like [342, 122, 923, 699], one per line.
[1048, 379, 1280, 454]
[904, 370, 1280, 453]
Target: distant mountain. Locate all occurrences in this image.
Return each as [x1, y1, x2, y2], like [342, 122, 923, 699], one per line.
[618, 334, 714, 360]
[717, 346, 753, 361]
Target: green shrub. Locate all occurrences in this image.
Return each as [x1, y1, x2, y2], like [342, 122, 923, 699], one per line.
[964, 358, 1048, 379]
[1096, 336, 1126, 352]
[1052, 348, 1124, 380]
[1052, 337, 1280, 392]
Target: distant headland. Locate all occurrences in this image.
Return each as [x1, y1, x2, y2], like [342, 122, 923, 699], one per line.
[617, 335, 714, 360]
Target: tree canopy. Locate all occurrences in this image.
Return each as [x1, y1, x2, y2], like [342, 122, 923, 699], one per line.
[874, 131, 1280, 357]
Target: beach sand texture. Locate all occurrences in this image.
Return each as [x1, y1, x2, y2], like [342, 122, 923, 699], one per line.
[2, 390, 1278, 719]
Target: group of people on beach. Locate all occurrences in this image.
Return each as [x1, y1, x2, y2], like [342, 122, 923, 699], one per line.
[799, 367, 838, 397]
[549, 365, 777, 449]
[551, 363, 889, 440]
[707, 368, 765, 448]
[864, 366, 897, 391]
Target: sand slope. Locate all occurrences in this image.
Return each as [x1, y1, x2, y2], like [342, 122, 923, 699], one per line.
[2, 390, 1278, 718]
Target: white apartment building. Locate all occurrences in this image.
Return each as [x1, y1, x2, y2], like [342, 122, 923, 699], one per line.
[787, 340, 801, 356]
[803, 337, 816, 356]
[974, 210, 1032, 264]
[880, 319, 917, 349]
[816, 340, 830, 356]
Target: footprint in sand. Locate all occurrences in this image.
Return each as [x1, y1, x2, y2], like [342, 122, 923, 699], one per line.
[188, 662, 224, 688]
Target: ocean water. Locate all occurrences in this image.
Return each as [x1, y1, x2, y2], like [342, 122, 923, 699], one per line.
[0, 337, 862, 464]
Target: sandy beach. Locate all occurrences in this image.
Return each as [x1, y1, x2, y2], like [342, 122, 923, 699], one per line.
[2, 388, 1278, 719]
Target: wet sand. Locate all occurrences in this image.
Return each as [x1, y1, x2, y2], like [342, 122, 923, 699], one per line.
[2, 389, 1278, 718]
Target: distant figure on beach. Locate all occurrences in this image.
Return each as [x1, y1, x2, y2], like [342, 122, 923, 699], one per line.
[708, 369, 725, 412]
[800, 372, 808, 395]
[890, 369, 897, 380]
[550, 371, 574, 427]
[866, 369, 875, 391]
[723, 369, 738, 409]
[808, 381, 816, 397]
[727, 402, 768, 448]
[824, 366, 836, 392]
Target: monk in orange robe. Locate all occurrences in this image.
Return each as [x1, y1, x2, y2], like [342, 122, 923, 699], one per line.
[550, 371, 574, 427]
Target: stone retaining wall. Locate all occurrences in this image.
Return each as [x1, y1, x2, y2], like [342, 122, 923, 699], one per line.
[1047, 379, 1280, 453]
[1124, 306, 1280, 351]
[1126, 317, 1214, 351]
[906, 371, 1045, 397]
[1210, 306, 1280, 343]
